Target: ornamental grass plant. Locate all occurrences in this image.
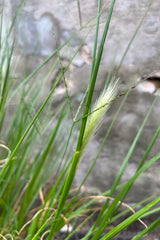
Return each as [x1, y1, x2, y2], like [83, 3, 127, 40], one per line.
[0, 0, 160, 239]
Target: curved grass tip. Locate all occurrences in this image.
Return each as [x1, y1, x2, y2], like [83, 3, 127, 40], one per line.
[0, 144, 11, 168]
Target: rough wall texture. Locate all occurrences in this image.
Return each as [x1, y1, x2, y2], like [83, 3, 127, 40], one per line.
[3, 0, 160, 202]
[10, 0, 160, 71]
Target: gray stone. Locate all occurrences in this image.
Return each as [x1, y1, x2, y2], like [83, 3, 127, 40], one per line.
[2, 0, 160, 203]
[16, 12, 61, 56]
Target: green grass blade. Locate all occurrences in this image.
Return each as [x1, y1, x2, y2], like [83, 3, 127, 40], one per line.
[76, 0, 116, 152]
[0, 0, 4, 49]
[98, 153, 160, 239]
[65, 88, 130, 215]
[137, 124, 160, 170]
[100, 196, 160, 240]
[132, 216, 160, 240]
[91, 0, 101, 72]
[47, 1, 116, 239]
[17, 102, 66, 226]
[0, 27, 91, 183]
[89, 94, 159, 240]
[109, 94, 159, 198]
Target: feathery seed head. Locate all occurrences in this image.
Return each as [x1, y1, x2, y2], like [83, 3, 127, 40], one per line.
[81, 79, 119, 153]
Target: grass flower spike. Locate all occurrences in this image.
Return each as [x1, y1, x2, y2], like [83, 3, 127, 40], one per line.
[81, 79, 119, 153]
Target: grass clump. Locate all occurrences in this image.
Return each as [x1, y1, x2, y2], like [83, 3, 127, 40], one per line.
[0, 0, 160, 239]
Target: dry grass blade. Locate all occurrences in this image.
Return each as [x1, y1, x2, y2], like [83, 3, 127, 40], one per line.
[79, 195, 148, 229]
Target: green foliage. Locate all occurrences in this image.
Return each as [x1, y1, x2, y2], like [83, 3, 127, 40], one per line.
[0, 0, 160, 239]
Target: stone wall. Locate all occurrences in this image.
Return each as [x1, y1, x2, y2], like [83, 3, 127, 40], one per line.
[2, 0, 160, 202]
[9, 0, 160, 71]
